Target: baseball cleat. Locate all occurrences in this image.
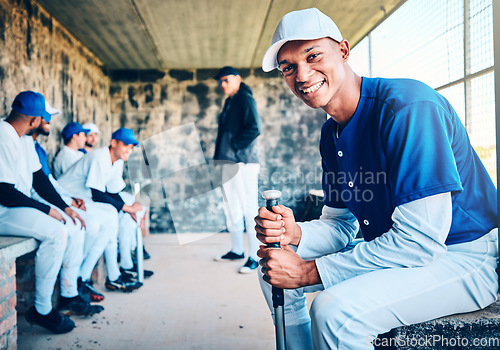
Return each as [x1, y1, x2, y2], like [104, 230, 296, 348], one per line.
[143, 246, 151, 260]
[58, 295, 104, 316]
[78, 278, 105, 302]
[238, 257, 259, 274]
[214, 251, 245, 261]
[105, 274, 143, 292]
[120, 266, 154, 279]
[25, 306, 75, 334]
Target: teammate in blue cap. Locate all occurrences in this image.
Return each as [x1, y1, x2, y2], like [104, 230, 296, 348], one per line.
[255, 8, 497, 350]
[58, 127, 152, 292]
[53, 122, 90, 178]
[0, 91, 102, 334]
[10, 90, 52, 122]
[30, 104, 115, 303]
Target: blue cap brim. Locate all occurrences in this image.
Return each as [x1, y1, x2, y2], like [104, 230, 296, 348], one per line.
[42, 110, 52, 122]
[119, 138, 139, 146]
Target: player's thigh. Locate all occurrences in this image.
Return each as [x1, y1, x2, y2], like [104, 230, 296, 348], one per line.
[221, 164, 244, 200]
[0, 207, 66, 241]
[85, 201, 119, 229]
[240, 163, 260, 211]
[310, 242, 498, 333]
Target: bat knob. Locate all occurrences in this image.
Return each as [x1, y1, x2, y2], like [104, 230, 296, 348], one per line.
[262, 190, 282, 201]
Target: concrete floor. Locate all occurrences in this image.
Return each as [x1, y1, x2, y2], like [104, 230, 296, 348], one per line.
[17, 233, 282, 350]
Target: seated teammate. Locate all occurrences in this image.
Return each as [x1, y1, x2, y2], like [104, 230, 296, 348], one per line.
[53, 122, 89, 178]
[0, 91, 102, 334]
[31, 104, 115, 302]
[57, 127, 152, 291]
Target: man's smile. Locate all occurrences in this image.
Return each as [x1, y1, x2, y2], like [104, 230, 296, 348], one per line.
[300, 80, 325, 94]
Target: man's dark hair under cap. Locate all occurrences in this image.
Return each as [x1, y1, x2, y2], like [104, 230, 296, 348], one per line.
[214, 66, 240, 80]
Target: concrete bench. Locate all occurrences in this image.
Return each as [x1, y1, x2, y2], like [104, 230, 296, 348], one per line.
[374, 298, 500, 349]
[0, 237, 39, 350]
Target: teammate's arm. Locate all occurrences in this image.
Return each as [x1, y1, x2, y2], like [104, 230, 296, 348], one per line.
[91, 188, 142, 222]
[0, 182, 51, 213]
[32, 170, 86, 228]
[32, 169, 69, 211]
[91, 188, 125, 211]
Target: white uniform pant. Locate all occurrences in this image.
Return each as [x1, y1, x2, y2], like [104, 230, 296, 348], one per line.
[118, 192, 146, 270]
[259, 229, 499, 350]
[0, 206, 84, 315]
[221, 163, 260, 260]
[77, 200, 119, 282]
[34, 191, 120, 283]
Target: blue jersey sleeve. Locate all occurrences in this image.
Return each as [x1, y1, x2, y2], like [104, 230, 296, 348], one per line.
[34, 141, 52, 176]
[381, 101, 463, 207]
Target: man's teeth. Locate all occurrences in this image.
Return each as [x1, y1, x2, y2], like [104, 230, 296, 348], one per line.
[302, 81, 324, 94]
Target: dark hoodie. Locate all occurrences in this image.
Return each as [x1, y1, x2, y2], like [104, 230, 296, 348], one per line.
[214, 82, 261, 163]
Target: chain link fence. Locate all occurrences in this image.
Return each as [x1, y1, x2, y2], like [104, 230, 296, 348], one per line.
[350, 0, 495, 183]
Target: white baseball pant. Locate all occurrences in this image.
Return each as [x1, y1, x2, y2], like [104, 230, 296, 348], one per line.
[118, 191, 146, 270]
[33, 189, 120, 283]
[28, 197, 85, 300]
[221, 162, 260, 260]
[77, 200, 119, 282]
[258, 229, 498, 350]
[0, 206, 84, 315]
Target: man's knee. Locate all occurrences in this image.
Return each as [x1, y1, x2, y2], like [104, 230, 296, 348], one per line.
[66, 225, 85, 248]
[310, 290, 351, 334]
[40, 223, 68, 256]
[310, 291, 334, 326]
[93, 203, 119, 235]
[85, 220, 100, 239]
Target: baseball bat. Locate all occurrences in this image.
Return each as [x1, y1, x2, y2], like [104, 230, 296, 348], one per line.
[262, 190, 286, 350]
[134, 183, 144, 283]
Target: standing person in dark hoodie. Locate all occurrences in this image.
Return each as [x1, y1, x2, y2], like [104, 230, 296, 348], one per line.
[213, 66, 262, 274]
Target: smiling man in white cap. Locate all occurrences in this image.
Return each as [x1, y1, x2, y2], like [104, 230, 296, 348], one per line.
[255, 8, 497, 350]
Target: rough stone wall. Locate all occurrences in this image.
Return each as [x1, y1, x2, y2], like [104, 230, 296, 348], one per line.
[0, 0, 112, 161]
[111, 70, 326, 233]
[0, 0, 325, 234]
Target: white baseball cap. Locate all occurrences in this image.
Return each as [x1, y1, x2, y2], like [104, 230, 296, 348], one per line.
[82, 122, 101, 135]
[262, 8, 343, 72]
[44, 101, 61, 116]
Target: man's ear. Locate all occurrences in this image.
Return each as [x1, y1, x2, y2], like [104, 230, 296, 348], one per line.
[339, 39, 351, 61]
[29, 116, 41, 128]
[110, 139, 117, 148]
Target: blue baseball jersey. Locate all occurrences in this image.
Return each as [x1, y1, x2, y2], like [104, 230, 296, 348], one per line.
[320, 77, 496, 245]
[34, 140, 52, 176]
